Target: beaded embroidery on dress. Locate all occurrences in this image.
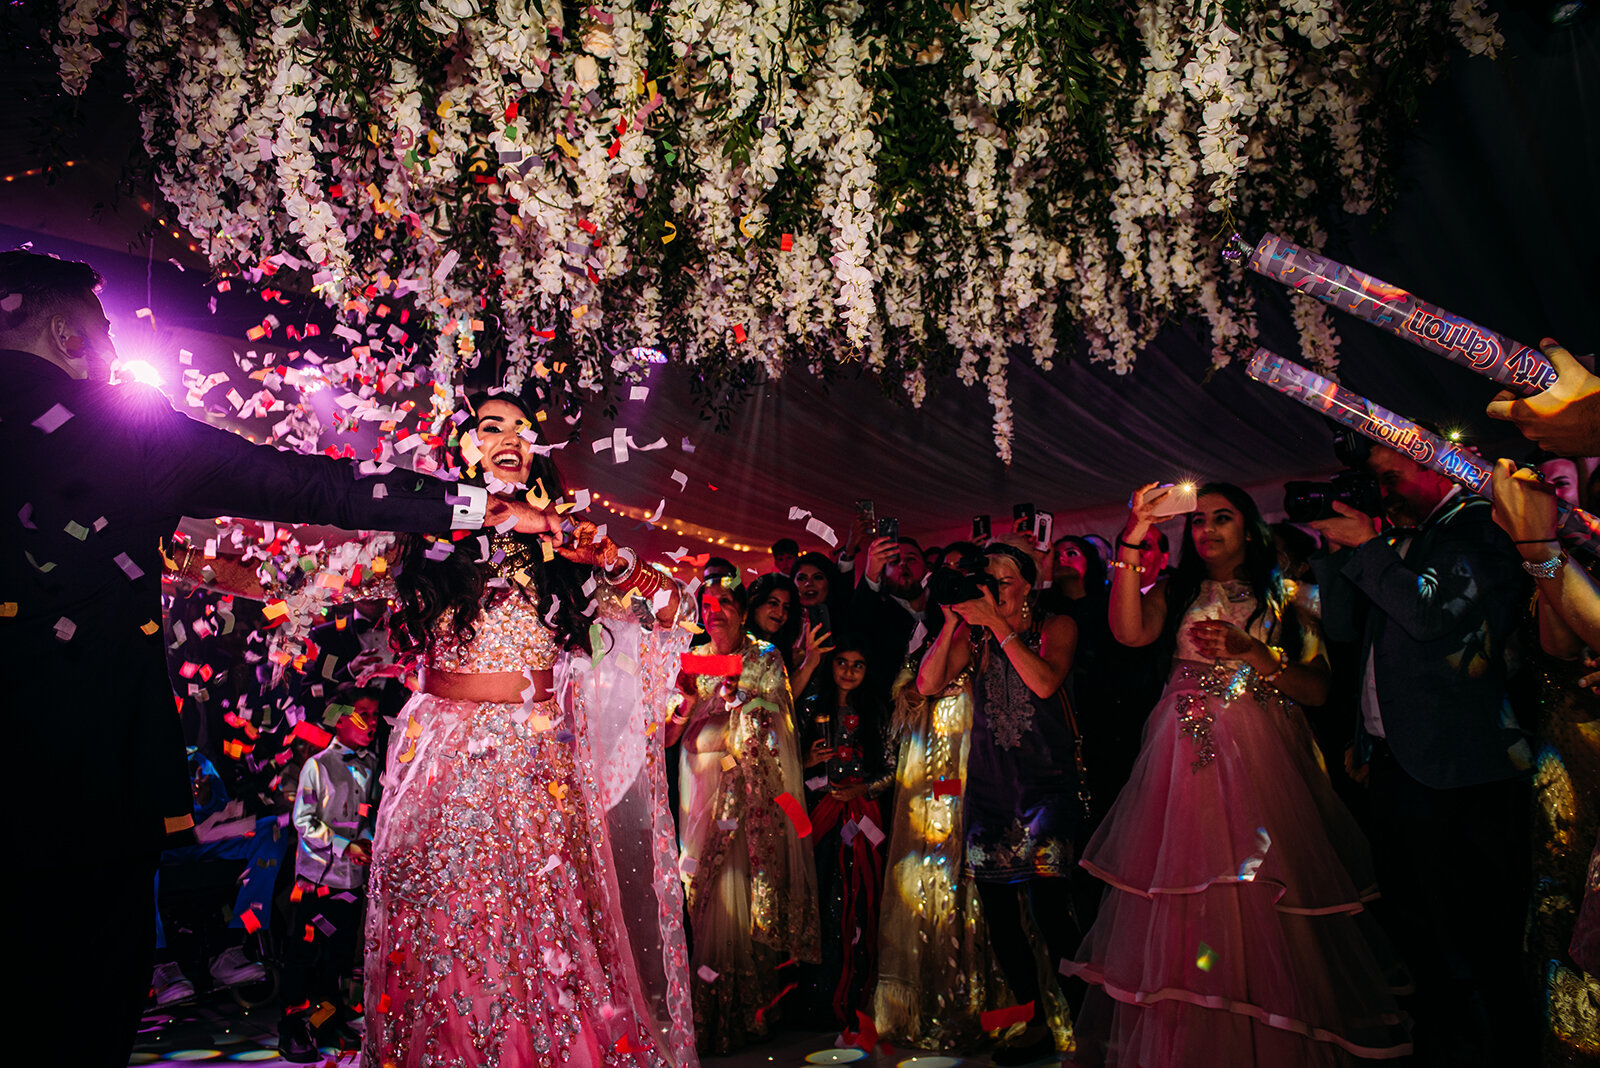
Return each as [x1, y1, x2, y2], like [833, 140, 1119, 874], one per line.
[363, 576, 698, 1068]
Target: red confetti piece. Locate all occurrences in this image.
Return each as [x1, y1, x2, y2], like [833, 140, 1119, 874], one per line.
[377, 994, 392, 1013]
[775, 792, 812, 837]
[680, 653, 743, 677]
[844, 1010, 878, 1051]
[980, 1001, 1034, 1032]
[577, 219, 597, 234]
[780, 233, 793, 251]
[732, 323, 747, 343]
[504, 100, 519, 121]
[239, 908, 262, 934]
[303, 924, 316, 943]
[607, 139, 620, 158]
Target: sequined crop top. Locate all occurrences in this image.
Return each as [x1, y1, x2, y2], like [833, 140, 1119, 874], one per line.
[1174, 580, 1275, 664]
[427, 594, 560, 674]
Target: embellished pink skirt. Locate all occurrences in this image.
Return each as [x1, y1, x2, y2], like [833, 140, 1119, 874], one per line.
[1063, 663, 1412, 1066]
[362, 693, 673, 1068]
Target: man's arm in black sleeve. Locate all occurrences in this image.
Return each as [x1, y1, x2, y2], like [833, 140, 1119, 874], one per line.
[128, 387, 485, 533]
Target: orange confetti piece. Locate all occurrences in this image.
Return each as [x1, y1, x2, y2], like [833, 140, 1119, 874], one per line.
[0, 602, 18, 617]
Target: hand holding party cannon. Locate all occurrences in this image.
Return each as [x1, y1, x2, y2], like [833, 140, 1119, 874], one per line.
[1229, 232, 1600, 455]
[1243, 347, 1600, 557]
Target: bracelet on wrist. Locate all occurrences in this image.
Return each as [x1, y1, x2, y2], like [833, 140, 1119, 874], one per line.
[1260, 645, 1287, 684]
[1117, 535, 1144, 552]
[997, 631, 1018, 651]
[1522, 550, 1568, 580]
[1110, 560, 1147, 575]
[1513, 537, 1559, 545]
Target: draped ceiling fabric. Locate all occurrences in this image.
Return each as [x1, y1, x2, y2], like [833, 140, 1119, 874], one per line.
[1, 3, 1595, 574]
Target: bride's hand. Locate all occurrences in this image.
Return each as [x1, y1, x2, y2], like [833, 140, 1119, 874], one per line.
[553, 521, 620, 570]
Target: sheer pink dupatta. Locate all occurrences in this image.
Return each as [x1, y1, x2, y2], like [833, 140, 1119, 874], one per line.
[564, 590, 698, 1068]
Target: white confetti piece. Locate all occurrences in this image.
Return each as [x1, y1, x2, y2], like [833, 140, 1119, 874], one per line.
[857, 815, 886, 847]
[31, 403, 73, 433]
[432, 249, 460, 282]
[806, 516, 838, 547]
[788, 506, 811, 521]
[113, 552, 144, 579]
[670, 470, 687, 491]
[53, 617, 76, 642]
[629, 385, 649, 401]
[696, 965, 718, 982]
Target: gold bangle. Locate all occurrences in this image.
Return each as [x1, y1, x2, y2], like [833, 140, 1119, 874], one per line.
[1261, 645, 1287, 683]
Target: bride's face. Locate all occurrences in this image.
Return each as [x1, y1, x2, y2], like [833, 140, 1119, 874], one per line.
[472, 399, 534, 486]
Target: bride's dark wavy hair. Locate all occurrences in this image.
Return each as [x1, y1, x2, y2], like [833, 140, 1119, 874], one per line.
[1160, 482, 1302, 661]
[390, 390, 596, 657]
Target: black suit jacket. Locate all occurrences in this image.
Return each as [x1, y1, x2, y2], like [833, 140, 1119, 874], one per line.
[1317, 495, 1531, 790]
[0, 352, 470, 857]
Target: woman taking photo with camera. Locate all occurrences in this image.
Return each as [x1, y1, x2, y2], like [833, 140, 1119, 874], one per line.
[1063, 482, 1409, 1067]
[917, 538, 1081, 1065]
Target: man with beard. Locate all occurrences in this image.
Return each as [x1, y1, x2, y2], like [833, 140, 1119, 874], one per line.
[1313, 440, 1533, 1067]
[852, 534, 931, 702]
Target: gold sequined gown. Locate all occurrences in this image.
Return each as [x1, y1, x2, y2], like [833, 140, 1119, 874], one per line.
[677, 635, 820, 1053]
[363, 581, 697, 1068]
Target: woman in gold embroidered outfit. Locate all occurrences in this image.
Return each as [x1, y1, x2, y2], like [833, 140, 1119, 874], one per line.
[362, 395, 697, 1068]
[666, 578, 820, 1054]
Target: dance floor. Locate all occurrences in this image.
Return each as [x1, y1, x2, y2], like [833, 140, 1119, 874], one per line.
[128, 997, 1042, 1067]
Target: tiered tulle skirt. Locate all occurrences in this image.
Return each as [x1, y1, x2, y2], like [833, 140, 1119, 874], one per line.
[1064, 664, 1412, 1066]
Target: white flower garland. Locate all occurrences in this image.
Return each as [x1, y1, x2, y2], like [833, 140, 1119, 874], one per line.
[56, 0, 1502, 460]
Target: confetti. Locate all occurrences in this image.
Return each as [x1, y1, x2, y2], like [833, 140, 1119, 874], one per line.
[774, 792, 812, 837]
[696, 965, 719, 982]
[629, 385, 649, 401]
[0, 603, 18, 617]
[31, 403, 73, 433]
[1196, 943, 1217, 971]
[670, 469, 688, 491]
[805, 516, 838, 547]
[980, 1001, 1034, 1031]
[780, 232, 794, 251]
[681, 653, 743, 676]
[856, 815, 885, 847]
[53, 617, 76, 642]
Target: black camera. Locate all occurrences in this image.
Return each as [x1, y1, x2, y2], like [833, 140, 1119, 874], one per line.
[929, 546, 998, 606]
[1283, 469, 1382, 523]
[930, 568, 999, 606]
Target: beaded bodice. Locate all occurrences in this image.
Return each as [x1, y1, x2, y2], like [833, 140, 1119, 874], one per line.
[428, 594, 561, 674]
[1174, 580, 1274, 664]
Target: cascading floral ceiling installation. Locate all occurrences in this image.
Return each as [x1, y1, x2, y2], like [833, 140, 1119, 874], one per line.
[54, 0, 1502, 460]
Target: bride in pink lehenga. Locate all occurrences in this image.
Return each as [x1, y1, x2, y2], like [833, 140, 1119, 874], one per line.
[362, 394, 697, 1068]
[1064, 482, 1411, 1067]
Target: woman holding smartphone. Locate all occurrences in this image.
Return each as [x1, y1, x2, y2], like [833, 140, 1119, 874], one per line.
[1063, 482, 1409, 1066]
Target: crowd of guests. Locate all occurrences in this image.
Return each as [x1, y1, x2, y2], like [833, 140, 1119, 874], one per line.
[6, 247, 1599, 1067]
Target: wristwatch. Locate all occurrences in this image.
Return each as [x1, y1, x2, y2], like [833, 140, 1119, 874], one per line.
[1521, 550, 1567, 580]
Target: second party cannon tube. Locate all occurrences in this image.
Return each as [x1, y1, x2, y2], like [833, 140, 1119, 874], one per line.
[1233, 232, 1557, 396]
[1244, 346, 1600, 556]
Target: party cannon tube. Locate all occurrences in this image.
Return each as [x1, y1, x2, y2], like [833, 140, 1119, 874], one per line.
[1244, 347, 1600, 556]
[1231, 232, 1557, 396]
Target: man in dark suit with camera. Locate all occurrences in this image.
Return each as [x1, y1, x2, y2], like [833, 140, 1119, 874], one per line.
[1314, 442, 1532, 1067]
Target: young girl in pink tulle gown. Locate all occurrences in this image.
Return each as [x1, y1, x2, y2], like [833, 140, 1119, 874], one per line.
[1063, 482, 1410, 1066]
[362, 394, 697, 1068]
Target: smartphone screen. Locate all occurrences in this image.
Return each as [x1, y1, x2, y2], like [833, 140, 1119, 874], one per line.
[877, 517, 899, 543]
[1012, 502, 1035, 534]
[855, 498, 876, 531]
